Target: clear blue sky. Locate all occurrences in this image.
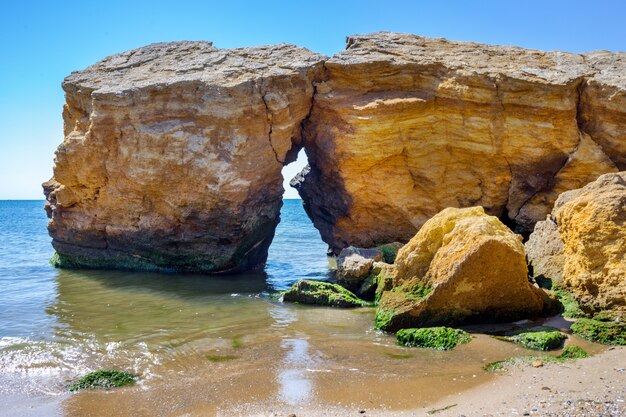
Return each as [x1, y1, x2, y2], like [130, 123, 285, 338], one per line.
[1, 0, 624, 199]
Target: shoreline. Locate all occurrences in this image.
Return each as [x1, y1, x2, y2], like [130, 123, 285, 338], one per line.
[225, 347, 626, 417]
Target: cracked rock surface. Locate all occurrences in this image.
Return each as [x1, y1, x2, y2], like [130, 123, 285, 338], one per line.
[44, 41, 325, 272]
[298, 32, 624, 252]
[45, 33, 626, 272]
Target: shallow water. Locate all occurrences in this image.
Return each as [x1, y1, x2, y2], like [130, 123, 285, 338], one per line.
[0, 200, 602, 416]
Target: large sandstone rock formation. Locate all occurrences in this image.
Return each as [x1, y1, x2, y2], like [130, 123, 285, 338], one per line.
[295, 32, 624, 253]
[44, 42, 325, 272]
[375, 207, 547, 332]
[45, 33, 626, 273]
[527, 172, 626, 316]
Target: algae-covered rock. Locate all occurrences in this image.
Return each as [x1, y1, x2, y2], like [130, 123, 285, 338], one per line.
[396, 327, 471, 350]
[558, 345, 589, 359]
[484, 345, 589, 371]
[69, 370, 137, 391]
[571, 318, 626, 345]
[375, 242, 403, 264]
[282, 280, 369, 308]
[504, 329, 567, 351]
[376, 207, 547, 332]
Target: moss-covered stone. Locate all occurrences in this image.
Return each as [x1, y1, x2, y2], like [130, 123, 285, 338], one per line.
[571, 318, 626, 345]
[557, 345, 589, 359]
[282, 280, 370, 308]
[69, 370, 137, 391]
[374, 242, 403, 264]
[554, 289, 586, 319]
[484, 345, 590, 372]
[503, 328, 567, 351]
[50, 250, 218, 273]
[375, 307, 397, 330]
[396, 327, 471, 350]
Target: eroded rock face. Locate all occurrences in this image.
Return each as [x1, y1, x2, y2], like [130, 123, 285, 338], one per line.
[44, 42, 325, 272]
[46, 33, 626, 274]
[297, 32, 624, 252]
[376, 207, 546, 332]
[546, 173, 625, 315]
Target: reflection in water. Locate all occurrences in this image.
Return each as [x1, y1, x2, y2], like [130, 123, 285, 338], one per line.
[278, 338, 314, 404]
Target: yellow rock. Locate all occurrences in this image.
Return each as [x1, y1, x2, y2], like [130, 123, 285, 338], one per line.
[376, 207, 546, 332]
[553, 172, 626, 315]
[44, 42, 326, 272]
[296, 33, 625, 253]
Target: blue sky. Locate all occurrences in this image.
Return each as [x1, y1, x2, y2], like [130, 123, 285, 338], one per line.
[0, 1, 624, 199]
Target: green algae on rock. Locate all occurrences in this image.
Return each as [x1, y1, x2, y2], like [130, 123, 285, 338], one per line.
[69, 370, 137, 391]
[396, 327, 471, 350]
[554, 289, 586, 319]
[558, 345, 589, 359]
[504, 329, 567, 351]
[374, 242, 404, 264]
[282, 280, 370, 308]
[571, 318, 626, 345]
[484, 345, 590, 372]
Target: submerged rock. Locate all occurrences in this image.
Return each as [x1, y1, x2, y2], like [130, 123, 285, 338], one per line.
[297, 32, 624, 253]
[69, 370, 136, 391]
[376, 207, 547, 332]
[526, 172, 626, 317]
[44, 41, 325, 273]
[282, 280, 369, 308]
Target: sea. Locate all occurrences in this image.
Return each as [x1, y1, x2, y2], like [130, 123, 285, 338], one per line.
[0, 199, 584, 416]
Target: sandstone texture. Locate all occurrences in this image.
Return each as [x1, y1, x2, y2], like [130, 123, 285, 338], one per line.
[44, 42, 325, 272]
[528, 172, 626, 315]
[45, 33, 626, 273]
[296, 32, 624, 252]
[376, 207, 546, 332]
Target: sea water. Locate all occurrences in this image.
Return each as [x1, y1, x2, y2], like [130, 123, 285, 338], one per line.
[0, 200, 576, 415]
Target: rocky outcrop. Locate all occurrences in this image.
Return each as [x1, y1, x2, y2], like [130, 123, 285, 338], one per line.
[44, 42, 325, 272]
[45, 33, 626, 273]
[528, 172, 626, 315]
[297, 32, 624, 253]
[282, 280, 368, 308]
[376, 207, 547, 332]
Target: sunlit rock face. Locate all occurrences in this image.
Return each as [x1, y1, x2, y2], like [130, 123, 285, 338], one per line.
[528, 172, 626, 316]
[44, 41, 326, 272]
[375, 207, 547, 332]
[297, 32, 624, 252]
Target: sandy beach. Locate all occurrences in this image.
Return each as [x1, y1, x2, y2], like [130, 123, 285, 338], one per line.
[219, 347, 626, 417]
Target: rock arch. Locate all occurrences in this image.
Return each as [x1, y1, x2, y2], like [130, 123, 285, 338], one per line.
[44, 34, 625, 273]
